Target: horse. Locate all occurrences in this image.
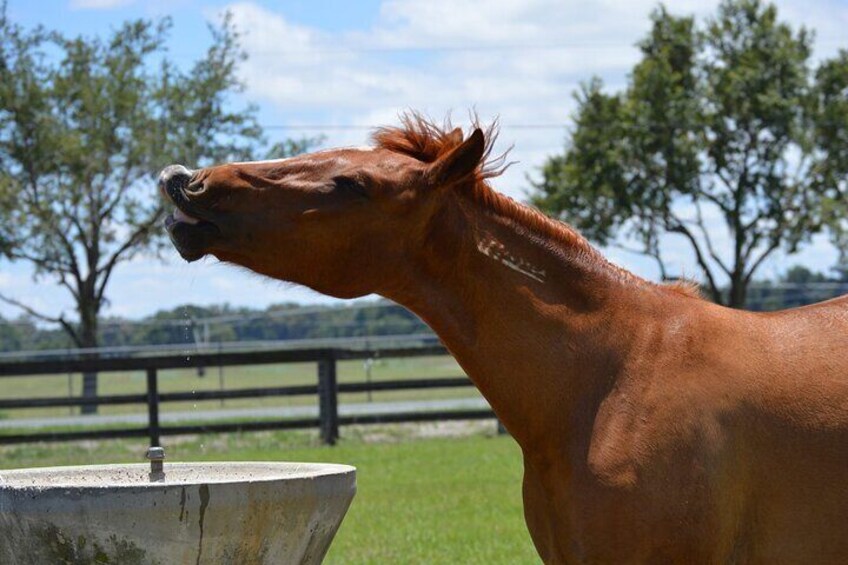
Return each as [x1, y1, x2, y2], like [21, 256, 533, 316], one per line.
[160, 114, 848, 564]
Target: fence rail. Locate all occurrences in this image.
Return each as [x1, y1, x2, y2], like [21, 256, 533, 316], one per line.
[0, 344, 496, 446]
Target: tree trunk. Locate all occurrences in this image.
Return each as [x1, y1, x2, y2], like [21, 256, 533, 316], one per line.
[79, 301, 99, 415]
[728, 276, 748, 309]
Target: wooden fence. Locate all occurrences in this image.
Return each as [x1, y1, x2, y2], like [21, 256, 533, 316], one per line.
[0, 345, 496, 446]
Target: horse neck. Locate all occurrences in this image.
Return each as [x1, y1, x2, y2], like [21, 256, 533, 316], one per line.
[382, 190, 648, 450]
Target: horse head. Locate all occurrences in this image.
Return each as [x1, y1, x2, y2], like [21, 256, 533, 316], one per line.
[159, 120, 486, 298]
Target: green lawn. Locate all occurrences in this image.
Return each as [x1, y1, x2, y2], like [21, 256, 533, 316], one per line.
[0, 426, 540, 564]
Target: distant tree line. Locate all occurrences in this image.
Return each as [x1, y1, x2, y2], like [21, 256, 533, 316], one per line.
[0, 300, 431, 353]
[1, 269, 847, 353]
[744, 265, 848, 311]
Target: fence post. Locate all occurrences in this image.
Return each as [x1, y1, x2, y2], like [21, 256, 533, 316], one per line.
[318, 354, 339, 445]
[146, 368, 161, 447]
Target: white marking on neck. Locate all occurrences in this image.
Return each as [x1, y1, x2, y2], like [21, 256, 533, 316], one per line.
[477, 238, 546, 283]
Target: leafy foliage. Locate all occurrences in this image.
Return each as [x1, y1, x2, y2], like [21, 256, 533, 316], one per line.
[531, 0, 847, 307]
[0, 10, 266, 347]
[812, 50, 848, 251]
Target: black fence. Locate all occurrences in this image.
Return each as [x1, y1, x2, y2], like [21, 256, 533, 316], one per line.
[0, 345, 496, 446]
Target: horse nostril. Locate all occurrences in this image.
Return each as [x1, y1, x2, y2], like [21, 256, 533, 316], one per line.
[158, 164, 193, 202]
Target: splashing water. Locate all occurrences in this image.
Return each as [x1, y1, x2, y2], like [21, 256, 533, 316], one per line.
[183, 306, 192, 364]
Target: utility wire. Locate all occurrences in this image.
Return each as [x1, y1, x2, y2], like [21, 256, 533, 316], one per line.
[263, 124, 568, 131]
[260, 121, 848, 132]
[172, 37, 848, 57]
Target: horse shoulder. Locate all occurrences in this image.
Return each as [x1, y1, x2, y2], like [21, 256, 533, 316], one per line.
[584, 321, 727, 490]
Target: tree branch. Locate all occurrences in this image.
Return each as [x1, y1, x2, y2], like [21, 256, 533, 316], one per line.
[714, 168, 737, 196]
[667, 220, 724, 303]
[740, 230, 764, 266]
[693, 200, 732, 277]
[20, 179, 85, 289]
[696, 184, 733, 215]
[744, 239, 781, 286]
[0, 292, 82, 346]
[741, 211, 769, 233]
[99, 165, 139, 224]
[57, 271, 81, 303]
[8, 249, 72, 275]
[95, 206, 164, 303]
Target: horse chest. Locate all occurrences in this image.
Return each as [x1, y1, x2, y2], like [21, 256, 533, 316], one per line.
[520, 463, 640, 563]
[521, 456, 724, 564]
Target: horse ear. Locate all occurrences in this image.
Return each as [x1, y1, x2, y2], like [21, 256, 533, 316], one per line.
[426, 128, 485, 188]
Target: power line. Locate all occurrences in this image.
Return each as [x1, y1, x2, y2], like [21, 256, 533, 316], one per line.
[261, 121, 848, 132]
[0, 301, 410, 329]
[239, 43, 634, 56]
[263, 124, 568, 131]
[172, 37, 848, 58]
[169, 42, 650, 60]
[99, 301, 408, 328]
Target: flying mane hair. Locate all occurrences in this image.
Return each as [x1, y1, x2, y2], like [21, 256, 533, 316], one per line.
[372, 112, 701, 299]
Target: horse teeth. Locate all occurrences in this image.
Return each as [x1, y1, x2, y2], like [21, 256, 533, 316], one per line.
[173, 208, 200, 225]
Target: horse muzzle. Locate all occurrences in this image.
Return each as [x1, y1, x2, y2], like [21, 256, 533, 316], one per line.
[159, 164, 220, 262]
[159, 164, 194, 206]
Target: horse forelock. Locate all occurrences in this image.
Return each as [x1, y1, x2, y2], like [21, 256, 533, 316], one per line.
[371, 111, 509, 182]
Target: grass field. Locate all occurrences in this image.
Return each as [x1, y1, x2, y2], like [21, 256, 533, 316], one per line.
[0, 354, 482, 422]
[0, 424, 540, 564]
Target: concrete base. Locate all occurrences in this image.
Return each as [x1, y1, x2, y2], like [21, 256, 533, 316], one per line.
[0, 462, 356, 565]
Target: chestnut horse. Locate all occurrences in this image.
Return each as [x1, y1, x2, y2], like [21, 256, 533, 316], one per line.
[160, 115, 848, 564]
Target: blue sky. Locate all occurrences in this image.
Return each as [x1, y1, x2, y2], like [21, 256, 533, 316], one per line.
[1, 0, 846, 320]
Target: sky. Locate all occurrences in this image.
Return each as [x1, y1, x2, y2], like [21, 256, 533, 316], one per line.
[1, 0, 847, 320]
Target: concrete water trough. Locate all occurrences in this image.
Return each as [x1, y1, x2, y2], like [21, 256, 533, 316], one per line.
[0, 450, 356, 564]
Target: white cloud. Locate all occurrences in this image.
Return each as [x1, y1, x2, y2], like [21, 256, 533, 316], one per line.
[69, 0, 135, 10]
[220, 0, 704, 203]
[225, 0, 664, 115]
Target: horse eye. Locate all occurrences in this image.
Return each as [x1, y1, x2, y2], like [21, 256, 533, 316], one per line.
[333, 176, 368, 198]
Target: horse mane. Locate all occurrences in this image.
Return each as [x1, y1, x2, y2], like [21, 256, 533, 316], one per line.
[372, 112, 701, 300]
[372, 112, 509, 181]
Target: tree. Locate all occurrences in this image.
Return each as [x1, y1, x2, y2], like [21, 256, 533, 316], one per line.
[812, 51, 848, 255]
[782, 265, 828, 284]
[0, 8, 275, 412]
[531, 0, 847, 308]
